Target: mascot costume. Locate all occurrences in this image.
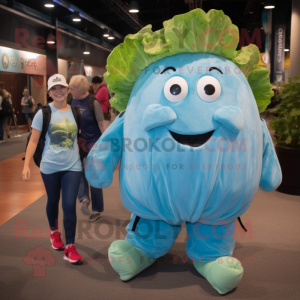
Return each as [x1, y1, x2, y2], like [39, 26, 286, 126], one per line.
[85, 9, 282, 294]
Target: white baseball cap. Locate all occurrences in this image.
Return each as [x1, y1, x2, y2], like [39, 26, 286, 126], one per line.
[47, 74, 68, 90]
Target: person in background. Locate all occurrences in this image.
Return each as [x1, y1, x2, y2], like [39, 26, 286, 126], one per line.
[0, 88, 13, 141]
[21, 89, 35, 132]
[92, 76, 111, 127]
[3, 90, 13, 139]
[69, 75, 107, 222]
[22, 74, 83, 264]
[88, 84, 94, 96]
[0, 88, 6, 142]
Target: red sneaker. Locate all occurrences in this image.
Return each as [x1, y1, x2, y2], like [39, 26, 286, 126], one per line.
[64, 245, 83, 264]
[50, 231, 64, 250]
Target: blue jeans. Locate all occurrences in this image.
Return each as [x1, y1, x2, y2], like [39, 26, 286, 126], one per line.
[22, 112, 34, 124]
[0, 115, 6, 140]
[78, 167, 104, 213]
[41, 171, 81, 245]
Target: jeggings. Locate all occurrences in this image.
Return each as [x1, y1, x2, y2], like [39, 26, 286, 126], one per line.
[78, 165, 104, 213]
[41, 170, 81, 245]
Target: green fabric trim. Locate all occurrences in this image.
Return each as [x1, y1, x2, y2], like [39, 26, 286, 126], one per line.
[194, 257, 244, 294]
[105, 8, 272, 113]
[108, 240, 156, 281]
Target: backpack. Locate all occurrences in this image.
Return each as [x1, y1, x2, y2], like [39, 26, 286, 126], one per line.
[27, 96, 33, 107]
[66, 93, 73, 105]
[88, 94, 111, 121]
[1, 98, 13, 117]
[71, 95, 98, 124]
[23, 104, 81, 167]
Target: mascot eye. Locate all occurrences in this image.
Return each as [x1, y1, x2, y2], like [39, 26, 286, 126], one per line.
[197, 76, 221, 102]
[164, 76, 188, 102]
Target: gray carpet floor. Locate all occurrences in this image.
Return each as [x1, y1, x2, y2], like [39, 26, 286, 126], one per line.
[0, 132, 29, 162]
[0, 170, 299, 300]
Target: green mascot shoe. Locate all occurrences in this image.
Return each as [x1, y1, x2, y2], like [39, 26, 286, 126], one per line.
[194, 257, 244, 294]
[108, 240, 157, 281]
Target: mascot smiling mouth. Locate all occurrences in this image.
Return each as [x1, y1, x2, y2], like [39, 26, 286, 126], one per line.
[169, 130, 214, 147]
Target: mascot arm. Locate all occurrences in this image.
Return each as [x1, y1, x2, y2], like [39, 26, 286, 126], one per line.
[259, 119, 282, 192]
[85, 114, 124, 189]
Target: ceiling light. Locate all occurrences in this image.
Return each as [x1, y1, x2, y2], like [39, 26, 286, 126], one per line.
[264, 0, 275, 9]
[284, 49, 289, 52]
[47, 32, 55, 44]
[83, 27, 90, 54]
[108, 32, 115, 40]
[83, 44, 90, 55]
[129, 1, 139, 13]
[103, 28, 109, 37]
[44, 1, 54, 8]
[73, 11, 82, 22]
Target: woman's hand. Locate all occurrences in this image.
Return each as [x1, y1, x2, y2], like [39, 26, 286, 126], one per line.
[22, 166, 30, 181]
[22, 128, 42, 180]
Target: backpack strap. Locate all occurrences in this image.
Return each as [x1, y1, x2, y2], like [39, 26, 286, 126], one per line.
[70, 105, 81, 135]
[40, 105, 51, 141]
[67, 93, 73, 106]
[88, 95, 98, 124]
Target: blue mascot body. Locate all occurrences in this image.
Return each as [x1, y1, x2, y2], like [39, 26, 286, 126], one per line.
[85, 9, 282, 294]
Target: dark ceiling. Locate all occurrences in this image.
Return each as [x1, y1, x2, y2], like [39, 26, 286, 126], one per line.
[15, 0, 292, 50]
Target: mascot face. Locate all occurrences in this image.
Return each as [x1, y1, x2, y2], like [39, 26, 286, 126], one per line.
[120, 52, 263, 224]
[128, 53, 255, 135]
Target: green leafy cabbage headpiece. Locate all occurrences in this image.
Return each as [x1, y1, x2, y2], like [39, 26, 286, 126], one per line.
[104, 9, 272, 113]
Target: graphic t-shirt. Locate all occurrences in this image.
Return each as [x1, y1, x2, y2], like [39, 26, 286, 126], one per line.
[31, 103, 82, 174]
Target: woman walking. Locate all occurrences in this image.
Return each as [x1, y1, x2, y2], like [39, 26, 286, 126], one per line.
[3, 90, 13, 138]
[0, 88, 13, 142]
[22, 74, 83, 264]
[21, 88, 35, 132]
[69, 75, 107, 222]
